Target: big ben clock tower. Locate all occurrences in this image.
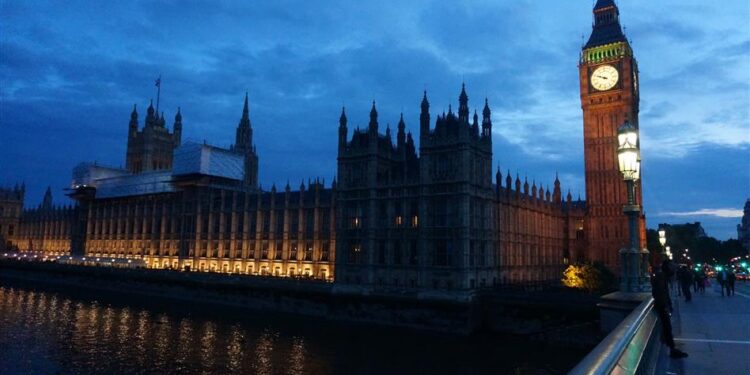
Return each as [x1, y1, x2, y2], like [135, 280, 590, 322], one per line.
[580, 0, 645, 272]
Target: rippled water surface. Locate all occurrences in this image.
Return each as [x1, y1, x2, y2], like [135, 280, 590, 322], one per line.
[0, 283, 585, 374]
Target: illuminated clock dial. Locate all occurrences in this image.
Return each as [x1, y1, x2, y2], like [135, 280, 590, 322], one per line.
[590, 65, 619, 91]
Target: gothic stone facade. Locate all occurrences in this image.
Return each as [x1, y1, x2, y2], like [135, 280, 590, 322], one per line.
[0, 185, 24, 252]
[125, 101, 182, 173]
[336, 88, 583, 290]
[9, 1, 650, 288]
[13, 193, 76, 256]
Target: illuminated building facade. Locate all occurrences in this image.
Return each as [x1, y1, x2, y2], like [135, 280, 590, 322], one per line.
[7, 1, 651, 288]
[13, 187, 76, 255]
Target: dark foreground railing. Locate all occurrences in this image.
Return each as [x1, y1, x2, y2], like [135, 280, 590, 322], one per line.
[568, 298, 661, 375]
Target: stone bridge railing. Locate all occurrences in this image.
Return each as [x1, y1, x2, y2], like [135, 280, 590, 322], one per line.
[569, 298, 661, 374]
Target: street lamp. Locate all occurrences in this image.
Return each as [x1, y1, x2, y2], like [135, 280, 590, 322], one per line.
[658, 227, 667, 259]
[617, 120, 650, 292]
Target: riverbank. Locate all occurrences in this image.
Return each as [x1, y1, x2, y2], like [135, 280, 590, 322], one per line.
[0, 259, 600, 341]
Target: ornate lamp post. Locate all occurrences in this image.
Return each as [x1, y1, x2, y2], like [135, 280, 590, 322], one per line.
[658, 227, 667, 260]
[617, 120, 650, 292]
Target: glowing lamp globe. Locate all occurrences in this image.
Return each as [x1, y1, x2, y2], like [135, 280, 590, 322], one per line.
[658, 228, 666, 246]
[617, 121, 640, 181]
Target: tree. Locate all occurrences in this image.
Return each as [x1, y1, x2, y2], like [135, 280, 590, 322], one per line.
[562, 262, 616, 294]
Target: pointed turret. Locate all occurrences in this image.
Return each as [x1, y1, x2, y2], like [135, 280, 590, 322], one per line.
[42, 186, 52, 210]
[129, 104, 138, 136]
[506, 170, 512, 190]
[553, 172, 562, 203]
[145, 99, 156, 127]
[369, 101, 378, 134]
[482, 98, 492, 137]
[420, 90, 430, 139]
[242, 91, 249, 117]
[495, 167, 502, 187]
[523, 177, 529, 196]
[397, 113, 406, 150]
[233, 92, 253, 154]
[173, 107, 182, 147]
[338, 106, 348, 151]
[458, 83, 469, 122]
[232, 93, 258, 189]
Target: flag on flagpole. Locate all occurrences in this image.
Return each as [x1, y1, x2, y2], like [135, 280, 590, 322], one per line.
[155, 77, 161, 87]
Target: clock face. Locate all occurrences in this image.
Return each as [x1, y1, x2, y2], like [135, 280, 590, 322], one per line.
[590, 65, 619, 91]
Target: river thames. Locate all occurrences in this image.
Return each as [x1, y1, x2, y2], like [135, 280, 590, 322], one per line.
[0, 283, 586, 374]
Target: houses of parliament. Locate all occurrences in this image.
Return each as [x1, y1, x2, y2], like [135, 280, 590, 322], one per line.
[2, 0, 643, 291]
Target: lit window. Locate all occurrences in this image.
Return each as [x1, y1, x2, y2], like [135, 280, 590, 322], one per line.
[411, 215, 418, 228]
[396, 216, 403, 226]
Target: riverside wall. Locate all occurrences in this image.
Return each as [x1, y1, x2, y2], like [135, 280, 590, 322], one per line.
[0, 260, 597, 337]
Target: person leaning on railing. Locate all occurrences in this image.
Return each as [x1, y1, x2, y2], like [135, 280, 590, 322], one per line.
[651, 260, 688, 359]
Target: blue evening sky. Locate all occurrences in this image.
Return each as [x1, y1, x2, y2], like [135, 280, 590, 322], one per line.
[1, 1, 748, 240]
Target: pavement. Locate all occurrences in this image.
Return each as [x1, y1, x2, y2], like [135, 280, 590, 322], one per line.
[658, 280, 750, 374]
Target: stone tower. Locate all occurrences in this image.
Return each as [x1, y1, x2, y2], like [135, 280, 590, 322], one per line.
[125, 100, 182, 173]
[579, 0, 645, 272]
[230, 93, 259, 189]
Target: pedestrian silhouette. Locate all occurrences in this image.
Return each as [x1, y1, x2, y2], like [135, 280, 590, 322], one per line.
[652, 260, 688, 359]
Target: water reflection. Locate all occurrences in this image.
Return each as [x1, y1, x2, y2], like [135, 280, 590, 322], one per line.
[0, 284, 585, 374]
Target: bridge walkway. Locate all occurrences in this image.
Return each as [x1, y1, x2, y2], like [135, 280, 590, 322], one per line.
[658, 280, 750, 374]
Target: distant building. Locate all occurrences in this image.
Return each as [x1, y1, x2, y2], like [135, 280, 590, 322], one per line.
[15, 187, 76, 255]
[659, 222, 707, 240]
[0, 185, 24, 252]
[738, 199, 750, 252]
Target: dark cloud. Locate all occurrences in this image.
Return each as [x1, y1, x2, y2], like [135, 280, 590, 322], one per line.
[1, 0, 748, 240]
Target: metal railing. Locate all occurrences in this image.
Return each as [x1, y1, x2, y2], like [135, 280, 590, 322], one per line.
[569, 297, 661, 375]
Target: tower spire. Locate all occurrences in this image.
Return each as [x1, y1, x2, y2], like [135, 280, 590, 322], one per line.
[242, 91, 249, 119]
[233, 93, 253, 153]
[481, 98, 492, 137]
[173, 107, 182, 147]
[369, 101, 378, 134]
[129, 104, 138, 132]
[397, 112, 406, 149]
[420, 90, 430, 140]
[458, 83, 469, 122]
[338, 106, 348, 152]
[42, 185, 52, 209]
[155, 75, 161, 114]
